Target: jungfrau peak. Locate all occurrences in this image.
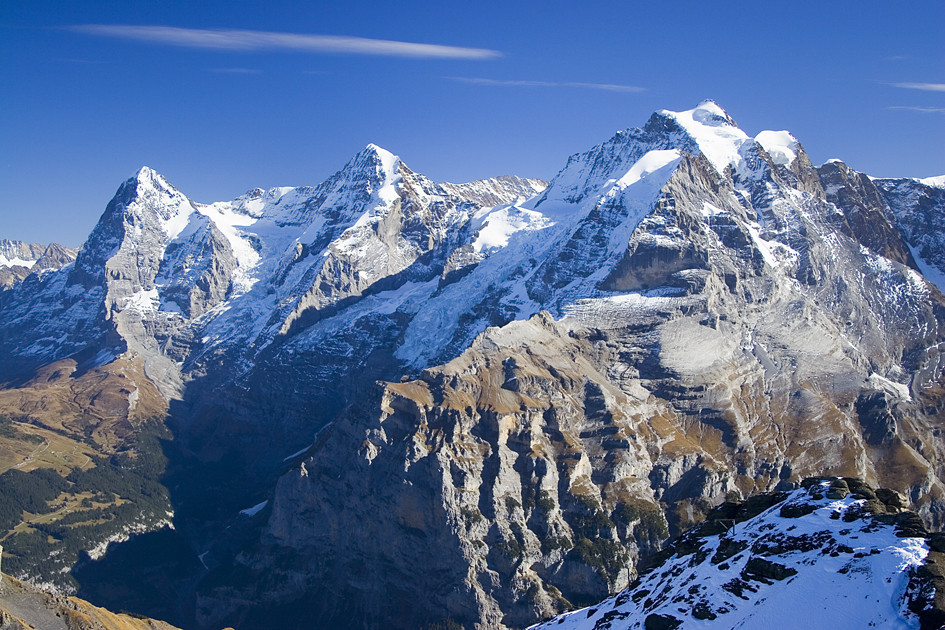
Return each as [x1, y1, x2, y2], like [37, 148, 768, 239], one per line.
[0, 102, 942, 630]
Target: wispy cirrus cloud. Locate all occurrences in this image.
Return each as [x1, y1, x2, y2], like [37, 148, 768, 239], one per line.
[209, 67, 262, 74]
[891, 82, 945, 92]
[887, 105, 945, 113]
[447, 76, 645, 93]
[67, 25, 502, 60]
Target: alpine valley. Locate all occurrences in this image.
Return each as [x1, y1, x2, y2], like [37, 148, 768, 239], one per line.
[1, 101, 944, 629]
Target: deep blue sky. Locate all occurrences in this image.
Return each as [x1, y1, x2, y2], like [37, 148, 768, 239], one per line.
[2, 1, 943, 246]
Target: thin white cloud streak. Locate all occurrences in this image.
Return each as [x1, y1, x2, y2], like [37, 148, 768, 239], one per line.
[447, 76, 645, 93]
[209, 67, 262, 74]
[888, 106, 945, 113]
[891, 82, 945, 92]
[68, 25, 502, 60]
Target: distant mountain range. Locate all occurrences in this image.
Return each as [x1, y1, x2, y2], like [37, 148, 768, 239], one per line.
[0, 101, 943, 629]
[0, 239, 76, 289]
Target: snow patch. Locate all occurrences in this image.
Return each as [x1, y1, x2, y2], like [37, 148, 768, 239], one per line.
[240, 500, 268, 517]
[907, 243, 945, 293]
[701, 201, 726, 217]
[756, 130, 800, 166]
[88, 349, 117, 368]
[370, 144, 402, 204]
[283, 446, 310, 462]
[0, 255, 37, 269]
[868, 373, 912, 402]
[122, 288, 160, 313]
[471, 205, 552, 253]
[531, 486, 930, 630]
[616, 149, 681, 188]
[86, 519, 173, 560]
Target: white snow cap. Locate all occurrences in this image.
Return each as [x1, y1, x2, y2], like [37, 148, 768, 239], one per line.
[360, 143, 401, 204]
[363, 143, 399, 169]
[755, 130, 800, 166]
[134, 166, 167, 188]
[661, 100, 751, 175]
[919, 174, 945, 188]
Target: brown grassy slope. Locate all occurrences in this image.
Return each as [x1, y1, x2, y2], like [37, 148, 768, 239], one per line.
[0, 573, 183, 630]
[0, 355, 168, 475]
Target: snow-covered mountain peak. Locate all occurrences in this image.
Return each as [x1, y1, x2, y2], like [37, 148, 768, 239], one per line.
[124, 169, 195, 242]
[659, 101, 751, 175]
[362, 142, 397, 164]
[130, 166, 189, 206]
[691, 99, 739, 126]
[318, 143, 404, 207]
[352, 143, 401, 182]
[536, 101, 755, 210]
[133, 165, 163, 185]
[755, 129, 800, 166]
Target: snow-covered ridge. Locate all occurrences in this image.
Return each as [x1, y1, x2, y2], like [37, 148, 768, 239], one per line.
[0, 240, 77, 290]
[395, 142, 686, 367]
[470, 204, 550, 253]
[919, 175, 945, 188]
[660, 100, 751, 175]
[440, 175, 548, 207]
[531, 478, 940, 630]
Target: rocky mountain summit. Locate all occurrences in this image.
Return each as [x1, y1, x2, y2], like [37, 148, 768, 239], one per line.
[0, 101, 943, 629]
[530, 477, 945, 630]
[0, 572, 184, 630]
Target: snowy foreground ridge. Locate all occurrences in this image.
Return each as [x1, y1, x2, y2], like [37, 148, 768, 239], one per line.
[530, 478, 942, 630]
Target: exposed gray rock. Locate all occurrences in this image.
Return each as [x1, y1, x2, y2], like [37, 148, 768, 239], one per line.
[440, 175, 548, 208]
[875, 176, 945, 290]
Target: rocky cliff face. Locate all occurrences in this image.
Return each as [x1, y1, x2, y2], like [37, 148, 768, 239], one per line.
[874, 176, 945, 290]
[440, 176, 549, 208]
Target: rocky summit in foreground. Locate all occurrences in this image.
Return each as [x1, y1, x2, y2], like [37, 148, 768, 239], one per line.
[0, 572, 184, 630]
[530, 477, 945, 630]
[0, 101, 943, 629]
